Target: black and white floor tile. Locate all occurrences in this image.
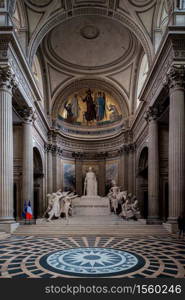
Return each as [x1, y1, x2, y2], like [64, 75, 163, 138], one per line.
[0, 235, 184, 278]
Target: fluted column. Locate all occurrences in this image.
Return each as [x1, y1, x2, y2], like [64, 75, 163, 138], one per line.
[46, 143, 53, 194]
[128, 144, 136, 194]
[121, 146, 128, 191]
[21, 107, 35, 216]
[75, 159, 83, 196]
[168, 66, 185, 223]
[145, 107, 160, 223]
[99, 160, 106, 196]
[0, 67, 16, 222]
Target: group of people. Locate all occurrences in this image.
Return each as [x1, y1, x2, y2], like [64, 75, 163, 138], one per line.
[64, 89, 120, 124]
[108, 180, 140, 221]
[43, 189, 77, 223]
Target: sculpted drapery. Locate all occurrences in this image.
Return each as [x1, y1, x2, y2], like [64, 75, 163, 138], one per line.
[84, 167, 98, 196]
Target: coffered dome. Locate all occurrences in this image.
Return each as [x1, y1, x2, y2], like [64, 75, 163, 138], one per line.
[44, 15, 138, 73]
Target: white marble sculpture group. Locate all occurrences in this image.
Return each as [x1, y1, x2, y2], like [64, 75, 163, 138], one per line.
[107, 180, 140, 220]
[43, 168, 140, 223]
[43, 190, 77, 223]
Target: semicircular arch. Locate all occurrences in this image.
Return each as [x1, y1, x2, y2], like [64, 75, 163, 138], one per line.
[28, 7, 154, 67]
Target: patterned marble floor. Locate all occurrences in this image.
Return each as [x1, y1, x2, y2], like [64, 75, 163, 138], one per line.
[0, 235, 184, 278]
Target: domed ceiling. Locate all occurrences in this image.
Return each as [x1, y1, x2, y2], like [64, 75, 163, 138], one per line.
[45, 15, 138, 73]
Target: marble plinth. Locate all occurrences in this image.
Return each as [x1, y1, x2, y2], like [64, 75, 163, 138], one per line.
[0, 222, 19, 233]
[72, 196, 110, 216]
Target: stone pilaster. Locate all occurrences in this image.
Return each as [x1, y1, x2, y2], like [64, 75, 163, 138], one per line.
[145, 106, 160, 223]
[128, 142, 136, 195]
[167, 65, 185, 223]
[0, 66, 18, 231]
[45, 142, 53, 194]
[21, 107, 36, 217]
[75, 159, 83, 196]
[99, 160, 106, 196]
[52, 145, 61, 192]
[120, 146, 128, 191]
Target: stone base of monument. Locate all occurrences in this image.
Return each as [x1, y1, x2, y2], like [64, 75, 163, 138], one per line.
[72, 196, 110, 216]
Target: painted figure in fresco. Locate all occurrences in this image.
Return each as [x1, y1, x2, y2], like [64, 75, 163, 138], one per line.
[82, 89, 96, 122]
[107, 104, 120, 121]
[84, 167, 98, 196]
[64, 101, 74, 122]
[71, 93, 80, 121]
[96, 91, 106, 121]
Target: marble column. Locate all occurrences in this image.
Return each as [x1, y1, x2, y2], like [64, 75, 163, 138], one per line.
[128, 144, 135, 194]
[46, 143, 53, 194]
[99, 160, 106, 196]
[122, 148, 128, 191]
[168, 66, 185, 223]
[52, 145, 60, 192]
[21, 107, 35, 216]
[146, 106, 160, 223]
[75, 159, 83, 196]
[0, 67, 16, 225]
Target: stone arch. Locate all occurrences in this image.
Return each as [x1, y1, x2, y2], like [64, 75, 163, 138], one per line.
[153, 0, 172, 52]
[28, 7, 154, 67]
[136, 146, 148, 219]
[12, 0, 29, 51]
[33, 146, 44, 218]
[51, 78, 129, 120]
[135, 52, 149, 109]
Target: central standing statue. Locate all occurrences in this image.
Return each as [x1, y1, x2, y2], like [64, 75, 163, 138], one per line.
[84, 167, 98, 196]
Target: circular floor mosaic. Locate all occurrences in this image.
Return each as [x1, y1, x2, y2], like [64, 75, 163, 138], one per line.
[40, 247, 145, 277]
[0, 235, 185, 278]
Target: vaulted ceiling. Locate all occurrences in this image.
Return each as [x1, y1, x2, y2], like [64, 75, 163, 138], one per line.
[13, 0, 172, 122]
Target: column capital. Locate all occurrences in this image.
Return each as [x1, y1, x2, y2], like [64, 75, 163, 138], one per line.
[144, 106, 158, 122]
[167, 65, 185, 90]
[19, 107, 37, 124]
[0, 66, 17, 90]
[44, 143, 53, 153]
[52, 145, 62, 156]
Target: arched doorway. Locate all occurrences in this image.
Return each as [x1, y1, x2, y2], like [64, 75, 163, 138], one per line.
[33, 147, 44, 219]
[137, 147, 148, 219]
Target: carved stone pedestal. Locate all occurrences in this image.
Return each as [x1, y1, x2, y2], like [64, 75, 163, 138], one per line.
[72, 196, 110, 216]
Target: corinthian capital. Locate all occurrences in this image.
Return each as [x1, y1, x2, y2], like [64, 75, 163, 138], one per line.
[144, 106, 158, 122]
[167, 65, 185, 89]
[19, 107, 37, 124]
[0, 66, 17, 90]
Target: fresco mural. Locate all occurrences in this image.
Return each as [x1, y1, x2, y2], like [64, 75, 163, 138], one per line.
[58, 88, 122, 126]
[63, 163, 76, 192]
[105, 162, 118, 194]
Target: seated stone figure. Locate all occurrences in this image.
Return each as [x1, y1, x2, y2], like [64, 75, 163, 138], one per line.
[120, 194, 140, 220]
[131, 196, 140, 219]
[121, 199, 134, 220]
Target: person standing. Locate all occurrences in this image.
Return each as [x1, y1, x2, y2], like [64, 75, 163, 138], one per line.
[82, 89, 96, 122]
[96, 91, 105, 121]
[71, 93, 80, 121]
[177, 214, 185, 239]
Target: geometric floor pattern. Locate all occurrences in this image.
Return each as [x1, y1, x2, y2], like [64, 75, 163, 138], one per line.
[0, 235, 185, 278]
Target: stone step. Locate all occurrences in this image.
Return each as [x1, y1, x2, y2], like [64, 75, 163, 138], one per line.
[14, 224, 168, 236]
[0, 232, 10, 240]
